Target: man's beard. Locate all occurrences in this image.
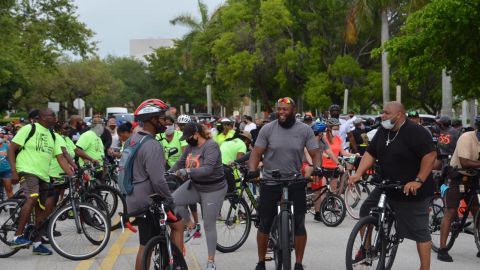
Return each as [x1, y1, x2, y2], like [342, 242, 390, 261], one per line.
[278, 113, 296, 129]
[91, 124, 104, 136]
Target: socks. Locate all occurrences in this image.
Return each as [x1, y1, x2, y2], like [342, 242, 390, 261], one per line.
[33, 242, 41, 248]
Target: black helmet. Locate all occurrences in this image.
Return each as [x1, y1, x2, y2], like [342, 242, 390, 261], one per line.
[329, 104, 341, 112]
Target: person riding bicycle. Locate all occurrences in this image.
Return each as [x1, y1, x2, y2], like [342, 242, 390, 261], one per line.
[214, 118, 235, 146]
[437, 115, 480, 262]
[75, 117, 105, 181]
[126, 99, 183, 270]
[435, 116, 459, 163]
[303, 121, 340, 222]
[329, 104, 355, 151]
[349, 102, 437, 270]
[7, 109, 74, 255]
[170, 122, 227, 270]
[248, 97, 321, 270]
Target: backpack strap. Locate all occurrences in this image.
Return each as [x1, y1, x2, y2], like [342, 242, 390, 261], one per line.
[18, 123, 36, 152]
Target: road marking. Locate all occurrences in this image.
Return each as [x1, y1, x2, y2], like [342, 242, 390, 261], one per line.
[76, 258, 95, 270]
[120, 246, 138, 254]
[98, 230, 133, 269]
[185, 244, 202, 270]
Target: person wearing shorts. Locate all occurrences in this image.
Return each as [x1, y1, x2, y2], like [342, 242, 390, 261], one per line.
[8, 109, 73, 255]
[126, 99, 183, 270]
[437, 117, 480, 262]
[349, 102, 437, 270]
[0, 135, 13, 198]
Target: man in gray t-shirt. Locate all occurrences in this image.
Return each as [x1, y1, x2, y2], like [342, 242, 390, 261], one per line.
[248, 97, 321, 270]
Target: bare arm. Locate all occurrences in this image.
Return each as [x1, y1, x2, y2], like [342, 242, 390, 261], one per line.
[348, 152, 376, 185]
[248, 146, 266, 171]
[459, 157, 480, 169]
[304, 148, 313, 165]
[62, 146, 77, 169]
[324, 148, 339, 165]
[7, 142, 20, 182]
[56, 154, 74, 176]
[417, 151, 437, 182]
[74, 147, 95, 162]
[307, 148, 321, 168]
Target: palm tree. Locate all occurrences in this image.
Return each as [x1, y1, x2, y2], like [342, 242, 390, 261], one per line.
[346, 0, 429, 106]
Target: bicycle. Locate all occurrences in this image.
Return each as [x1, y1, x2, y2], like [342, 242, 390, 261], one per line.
[345, 180, 404, 270]
[120, 193, 188, 270]
[216, 162, 260, 253]
[429, 168, 480, 254]
[306, 168, 347, 227]
[0, 173, 111, 260]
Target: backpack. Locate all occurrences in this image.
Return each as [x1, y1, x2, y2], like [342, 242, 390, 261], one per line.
[16, 123, 56, 154]
[118, 134, 153, 195]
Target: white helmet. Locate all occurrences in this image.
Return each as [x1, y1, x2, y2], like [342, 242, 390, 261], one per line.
[177, 114, 191, 124]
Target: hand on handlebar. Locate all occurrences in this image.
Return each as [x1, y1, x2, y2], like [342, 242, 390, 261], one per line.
[175, 169, 189, 181]
[311, 167, 323, 177]
[245, 170, 260, 181]
[403, 181, 422, 196]
[348, 173, 362, 187]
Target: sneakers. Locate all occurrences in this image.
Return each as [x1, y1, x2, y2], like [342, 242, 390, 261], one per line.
[294, 263, 304, 270]
[314, 212, 323, 222]
[255, 261, 266, 270]
[11, 236, 32, 249]
[184, 228, 193, 242]
[437, 248, 453, 262]
[206, 260, 216, 270]
[193, 223, 202, 238]
[32, 244, 53, 255]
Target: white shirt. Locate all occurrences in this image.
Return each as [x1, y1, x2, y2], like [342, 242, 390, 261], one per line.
[244, 122, 257, 133]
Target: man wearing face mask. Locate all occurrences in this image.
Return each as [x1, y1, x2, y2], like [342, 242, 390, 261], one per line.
[75, 117, 105, 178]
[248, 97, 321, 270]
[329, 104, 356, 151]
[214, 118, 235, 146]
[349, 101, 437, 270]
[68, 115, 84, 142]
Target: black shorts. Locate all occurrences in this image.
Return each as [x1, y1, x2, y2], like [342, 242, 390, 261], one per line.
[445, 177, 479, 209]
[137, 209, 181, 246]
[360, 188, 431, 243]
[258, 182, 307, 235]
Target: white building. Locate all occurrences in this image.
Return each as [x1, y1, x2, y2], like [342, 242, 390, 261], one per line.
[129, 38, 174, 61]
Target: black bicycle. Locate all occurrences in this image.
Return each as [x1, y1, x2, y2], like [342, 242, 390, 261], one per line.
[0, 173, 111, 260]
[216, 162, 260, 253]
[345, 180, 404, 270]
[119, 194, 187, 270]
[429, 168, 480, 254]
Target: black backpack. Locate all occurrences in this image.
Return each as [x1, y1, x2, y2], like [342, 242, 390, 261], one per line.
[16, 123, 56, 154]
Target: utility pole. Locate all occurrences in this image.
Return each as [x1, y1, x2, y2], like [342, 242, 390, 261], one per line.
[441, 68, 453, 117]
[206, 72, 212, 115]
[343, 89, 349, 114]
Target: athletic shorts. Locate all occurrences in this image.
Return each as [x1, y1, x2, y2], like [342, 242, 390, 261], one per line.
[360, 188, 431, 243]
[0, 171, 12, 179]
[445, 177, 479, 209]
[18, 173, 55, 202]
[137, 208, 181, 246]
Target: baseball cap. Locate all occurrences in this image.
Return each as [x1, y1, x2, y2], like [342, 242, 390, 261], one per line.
[238, 130, 252, 141]
[180, 122, 201, 141]
[407, 111, 419, 118]
[437, 115, 452, 125]
[303, 115, 313, 122]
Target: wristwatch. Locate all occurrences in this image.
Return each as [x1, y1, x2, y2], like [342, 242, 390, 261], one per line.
[414, 177, 424, 184]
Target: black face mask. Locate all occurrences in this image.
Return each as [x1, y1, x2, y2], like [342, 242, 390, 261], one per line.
[186, 136, 198, 146]
[216, 124, 224, 133]
[278, 113, 296, 129]
[330, 112, 340, 119]
[150, 119, 166, 134]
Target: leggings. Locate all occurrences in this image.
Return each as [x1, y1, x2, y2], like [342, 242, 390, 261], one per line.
[173, 180, 227, 257]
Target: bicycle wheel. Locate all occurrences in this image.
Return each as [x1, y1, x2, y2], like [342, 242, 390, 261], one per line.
[216, 194, 252, 253]
[383, 217, 399, 270]
[48, 202, 111, 260]
[320, 194, 346, 227]
[345, 183, 370, 220]
[141, 235, 187, 270]
[91, 185, 126, 231]
[280, 211, 292, 270]
[474, 209, 480, 253]
[270, 215, 282, 270]
[429, 202, 445, 252]
[83, 193, 109, 216]
[346, 216, 385, 270]
[0, 199, 21, 258]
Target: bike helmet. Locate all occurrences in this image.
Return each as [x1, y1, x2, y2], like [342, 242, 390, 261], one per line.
[312, 122, 327, 135]
[219, 117, 233, 124]
[326, 118, 341, 127]
[177, 114, 191, 124]
[134, 99, 169, 122]
[329, 104, 341, 112]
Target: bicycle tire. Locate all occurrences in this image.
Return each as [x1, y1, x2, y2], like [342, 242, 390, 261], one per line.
[83, 193, 109, 216]
[320, 194, 346, 227]
[346, 215, 385, 270]
[91, 184, 126, 231]
[270, 215, 282, 270]
[0, 199, 21, 258]
[429, 202, 445, 252]
[384, 217, 399, 270]
[474, 209, 480, 253]
[216, 195, 252, 253]
[48, 202, 111, 260]
[280, 211, 291, 270]
[344, 182, 370, 220]
[141, 235, 188, 270]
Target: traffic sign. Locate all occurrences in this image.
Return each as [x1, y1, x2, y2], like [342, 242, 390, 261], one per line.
[73, 98, 85, 110]
[48, 102, 60, 113]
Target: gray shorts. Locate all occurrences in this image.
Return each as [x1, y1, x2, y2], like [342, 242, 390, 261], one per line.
[360, 188, 432, 243]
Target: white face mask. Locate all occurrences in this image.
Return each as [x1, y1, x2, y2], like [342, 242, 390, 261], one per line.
[381, 119, 395, 130]
[331, 130, 340, 137]
[0, 138, 4, 144]
[165, 125, 175, 136]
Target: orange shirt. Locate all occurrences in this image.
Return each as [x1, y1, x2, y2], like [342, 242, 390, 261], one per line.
[322, 135, 342, 169]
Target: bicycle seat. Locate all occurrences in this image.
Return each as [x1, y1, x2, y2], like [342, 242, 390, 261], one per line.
[149, 193, 164, 202]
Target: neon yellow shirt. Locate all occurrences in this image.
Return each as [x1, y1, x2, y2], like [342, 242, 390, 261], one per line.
[63, 136, 76, 158]
[215, 129, 235, 146]
[157, 130, 187, 168]
[220, 138, 247, 165]
[12, 123, 63, 182]
[49, 133, 67, 178]
[76, 130, 104, 166]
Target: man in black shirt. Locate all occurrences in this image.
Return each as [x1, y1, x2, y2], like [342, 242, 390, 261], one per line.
[349, 102, 436, 270]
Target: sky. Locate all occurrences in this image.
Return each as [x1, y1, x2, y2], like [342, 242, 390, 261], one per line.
[74, 0, 225, 57]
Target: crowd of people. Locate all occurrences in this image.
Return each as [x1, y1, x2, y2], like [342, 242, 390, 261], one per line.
[1, 97, 479, 270]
